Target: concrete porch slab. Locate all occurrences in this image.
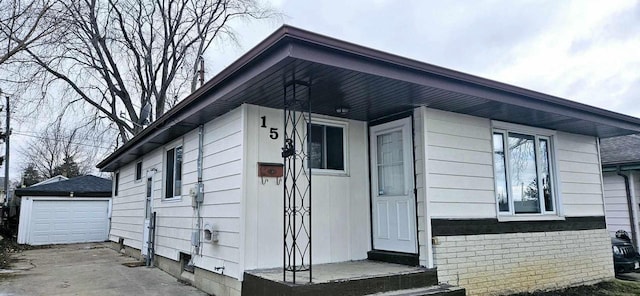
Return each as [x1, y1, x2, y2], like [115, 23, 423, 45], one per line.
[246, 260, 431, 284]
[242, 260, 440, 296]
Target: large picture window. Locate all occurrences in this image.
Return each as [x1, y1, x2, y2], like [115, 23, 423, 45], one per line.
[308, 122, 345, 171]
[493, 128, 556, 216]
[165, 145, 183, 199]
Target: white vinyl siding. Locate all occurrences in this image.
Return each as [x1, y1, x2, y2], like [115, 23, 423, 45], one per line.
[243, 105, 370, 271]
[421, 109, 604, 219]
[425, 109, 495, 218]
[555, 132, 604, 216]
[109, 161, 146, 248]
[603, 172, 632, 237]
[109, 106, 244, 279]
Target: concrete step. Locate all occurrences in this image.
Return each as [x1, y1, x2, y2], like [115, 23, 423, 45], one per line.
[180, 270, 195, 285]
[365, 284, 465, 296]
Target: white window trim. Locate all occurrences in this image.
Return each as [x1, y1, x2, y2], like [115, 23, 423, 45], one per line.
[491, 121, 563, 221]
[163, 140, 184, 201]
[307, 117, 349, 176]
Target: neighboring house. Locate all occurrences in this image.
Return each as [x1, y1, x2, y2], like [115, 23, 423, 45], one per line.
[16, 175, 112, 245]
[97, 26, 640, 296]
[2, 175, 67, 225]
[31, 175, 68, 186]
[601, 134, 640, 248]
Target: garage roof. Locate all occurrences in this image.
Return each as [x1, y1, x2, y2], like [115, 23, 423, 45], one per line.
[97, 25, 640, 172]
[15, 175, 112, 197]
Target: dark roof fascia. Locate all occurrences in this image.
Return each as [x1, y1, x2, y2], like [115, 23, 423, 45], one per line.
[282, 27, 640, 133]
[97, 25, 640, 171]
[14, 190, 112, 197]
[96, 27, 294, 170]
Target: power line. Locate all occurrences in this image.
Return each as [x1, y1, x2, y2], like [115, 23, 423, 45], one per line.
[11, 131, 115, 150]
[13, 130, 115, 147]
[12, 131, 114, 150]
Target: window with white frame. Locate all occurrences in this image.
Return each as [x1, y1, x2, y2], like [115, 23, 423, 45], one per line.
[493, 127, 557, 216]
[307, 121, 346, 172]
[165, 145, 183, 199]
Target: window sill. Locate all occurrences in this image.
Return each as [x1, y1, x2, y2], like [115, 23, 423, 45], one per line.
[162, 196, 182, 203]
[311, 169, 349, 177]
[497, 215, 565, 222]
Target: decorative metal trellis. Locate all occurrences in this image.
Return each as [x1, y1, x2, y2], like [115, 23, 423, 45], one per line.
[282, 79, 312, 284]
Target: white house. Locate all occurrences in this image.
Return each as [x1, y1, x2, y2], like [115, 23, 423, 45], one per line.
[97, 26, 640, 296]
[600, 135, 640, 248]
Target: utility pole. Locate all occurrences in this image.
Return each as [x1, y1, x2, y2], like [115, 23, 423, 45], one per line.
[198, 56, 205, 87]
[3, 95, 9, 203]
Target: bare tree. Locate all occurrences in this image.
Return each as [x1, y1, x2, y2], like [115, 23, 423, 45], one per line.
[0, 0, 57, 65]
[20, 119, 100, 178]
[25, 0, 276, 143]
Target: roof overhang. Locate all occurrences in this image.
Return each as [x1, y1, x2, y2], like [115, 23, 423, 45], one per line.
[97, 25, 640, 172]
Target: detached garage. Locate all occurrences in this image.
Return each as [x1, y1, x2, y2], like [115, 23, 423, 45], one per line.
[16, 175, 112, 245]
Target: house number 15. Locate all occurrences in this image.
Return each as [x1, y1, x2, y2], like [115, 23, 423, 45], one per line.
[260, 116, 279, 140]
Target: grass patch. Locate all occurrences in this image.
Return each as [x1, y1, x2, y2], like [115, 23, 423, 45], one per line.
[510, 280, 640, 296]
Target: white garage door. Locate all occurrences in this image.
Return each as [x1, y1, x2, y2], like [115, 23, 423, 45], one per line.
[28, 199, 110, 245]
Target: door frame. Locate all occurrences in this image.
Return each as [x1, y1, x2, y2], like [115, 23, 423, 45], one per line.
[368, 114, 419, 256]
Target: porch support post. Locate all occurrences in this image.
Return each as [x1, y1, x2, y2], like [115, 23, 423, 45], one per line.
[282, 78, 312, 284]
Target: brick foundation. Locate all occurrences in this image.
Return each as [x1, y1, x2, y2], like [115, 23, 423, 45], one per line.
[433, 229, 614, 295]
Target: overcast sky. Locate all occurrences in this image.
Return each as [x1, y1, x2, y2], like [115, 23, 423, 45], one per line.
[207, 0, 640, 117]
[6, 0, 640, 180]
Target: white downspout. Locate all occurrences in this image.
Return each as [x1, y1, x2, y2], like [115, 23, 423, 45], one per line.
[629, 171, 640, 248]
[195, 125, 204, 255]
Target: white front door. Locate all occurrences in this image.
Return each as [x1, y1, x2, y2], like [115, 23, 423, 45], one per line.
[370, 117, 417, 254]
[142, 175, 153, 257]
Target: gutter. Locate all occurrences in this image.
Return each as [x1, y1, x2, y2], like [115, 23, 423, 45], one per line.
[617, 166, 638, 248]
[603, 162, 640, 172]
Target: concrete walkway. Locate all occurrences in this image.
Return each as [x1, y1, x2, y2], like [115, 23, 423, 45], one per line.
[0, 243, 207, 296]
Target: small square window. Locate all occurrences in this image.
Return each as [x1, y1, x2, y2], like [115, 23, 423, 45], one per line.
[165, 146, 183, 199]
[308, 123, 345, 171]
[135, 161, 143, 181]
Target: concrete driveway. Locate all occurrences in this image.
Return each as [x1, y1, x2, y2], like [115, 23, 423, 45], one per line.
[0, 243, 207, 296]
[617, 272, 640, 282]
